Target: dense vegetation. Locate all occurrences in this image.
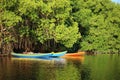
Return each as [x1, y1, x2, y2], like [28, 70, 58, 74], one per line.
[0, 0, 120, 54]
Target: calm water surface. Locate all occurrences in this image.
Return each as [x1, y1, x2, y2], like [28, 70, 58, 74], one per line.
[0, 54, 120, 80]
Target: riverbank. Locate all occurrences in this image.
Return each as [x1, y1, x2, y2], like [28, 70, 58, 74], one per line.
[0, 54, 11, 57]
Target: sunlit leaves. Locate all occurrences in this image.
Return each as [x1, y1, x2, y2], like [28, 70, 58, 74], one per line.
[55, 22, 80, 47]
[18, 0, 39, 15]
[1, 11, 22, 27]
[35, 0, 80, 48]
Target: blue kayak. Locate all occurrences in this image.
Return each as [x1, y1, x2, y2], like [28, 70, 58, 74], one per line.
[11, 52, 52, 58]
[50, 51, 67, 57]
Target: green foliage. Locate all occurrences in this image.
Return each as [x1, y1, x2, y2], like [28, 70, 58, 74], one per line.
[55, 22, 80, 47]
[1, 0, 120, 53]
[1, 11, 22, 27]
[72, 0, 120, 52]
[0, 0, 81, 52]
[35, 0, 81, 48]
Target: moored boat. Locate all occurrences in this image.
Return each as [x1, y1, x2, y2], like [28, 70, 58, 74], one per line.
[11, 52, 52, 58]
[50, 51, 67, 57]
[61, 56, 84, 62]
[65, 52, 85, 56]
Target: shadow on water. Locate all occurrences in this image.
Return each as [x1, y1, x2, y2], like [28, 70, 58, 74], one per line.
[81, 65, 92, 80]
[65, 56, 92, 80]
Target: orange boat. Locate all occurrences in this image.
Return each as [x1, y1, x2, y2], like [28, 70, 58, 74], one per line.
[61, 56, 85, 62]
[65, 52, 85, 56]
[62, 56, 84, 60]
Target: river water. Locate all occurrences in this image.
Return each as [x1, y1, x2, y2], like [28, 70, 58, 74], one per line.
[0, 54, 120, 80]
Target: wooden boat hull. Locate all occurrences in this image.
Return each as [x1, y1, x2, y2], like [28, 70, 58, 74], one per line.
[50, 51, 67, 57]
[65, 52, 85, 56]
[11, 52, 52, 58]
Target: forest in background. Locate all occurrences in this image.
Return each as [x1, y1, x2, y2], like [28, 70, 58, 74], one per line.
[0, 0, 120, 54]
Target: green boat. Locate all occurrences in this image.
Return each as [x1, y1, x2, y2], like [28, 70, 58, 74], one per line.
[11, 52, 52, 58]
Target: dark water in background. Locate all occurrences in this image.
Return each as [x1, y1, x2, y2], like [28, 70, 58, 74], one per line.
[0, 54, 120, 80]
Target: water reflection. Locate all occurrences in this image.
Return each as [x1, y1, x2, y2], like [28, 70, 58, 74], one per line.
[0, 54, 120, 80]
[81, 65, 92, 80]
[0, 57, 84, 80]
[83, 54, 120, 80]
